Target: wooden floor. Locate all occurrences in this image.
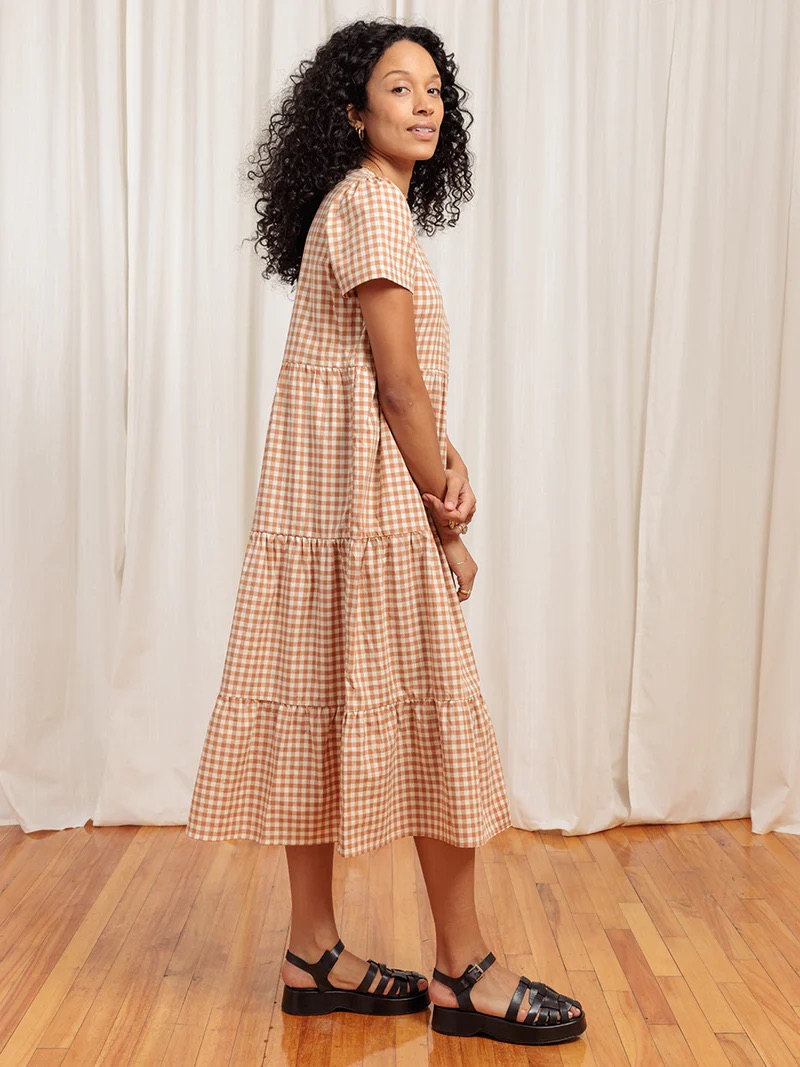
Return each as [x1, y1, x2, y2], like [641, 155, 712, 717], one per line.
[1, 819, 800, 1066]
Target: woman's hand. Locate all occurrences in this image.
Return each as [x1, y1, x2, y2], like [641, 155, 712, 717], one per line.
[422, 469, 477, 541]
[440, 535, 478, 602]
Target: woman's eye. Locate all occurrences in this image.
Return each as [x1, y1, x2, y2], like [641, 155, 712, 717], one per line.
[391, 86, 441, 95]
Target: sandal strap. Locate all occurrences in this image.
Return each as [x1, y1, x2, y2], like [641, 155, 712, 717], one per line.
[523, 981, 578, 1025]
[354, 959, 379, 993]
[530, 979, 581, 1010]
[285, 946, 425, 999]
[531, 980, 582, 1016]
[374, 963, 394, 996]
[504, 975, 532, 1021]
[389, 965, 425, 996]
[432, 951, 496, 1010]
[372, 960, 422, 997]
[284, 938, 345, 992]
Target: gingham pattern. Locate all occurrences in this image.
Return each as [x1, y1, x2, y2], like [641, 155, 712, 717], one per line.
[186, 167, 511, 857]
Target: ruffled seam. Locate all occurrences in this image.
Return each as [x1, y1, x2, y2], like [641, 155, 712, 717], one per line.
[246, 527, 436, 546]
[213, 689, 485, 710]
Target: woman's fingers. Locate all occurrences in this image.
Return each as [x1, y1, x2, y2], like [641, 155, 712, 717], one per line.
[422, 492, 471, 525]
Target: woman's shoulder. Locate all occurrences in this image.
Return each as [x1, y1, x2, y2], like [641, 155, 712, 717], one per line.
[324, 167, 412, 224]
[318, 168, 419, 298]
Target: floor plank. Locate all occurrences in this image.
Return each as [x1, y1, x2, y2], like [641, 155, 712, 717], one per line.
[0, 819, 796, 1065]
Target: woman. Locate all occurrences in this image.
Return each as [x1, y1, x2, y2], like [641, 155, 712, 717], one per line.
[186, 17, 586, 1047]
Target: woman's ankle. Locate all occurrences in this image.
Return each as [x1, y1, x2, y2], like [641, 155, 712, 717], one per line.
[433, 940, 492, 979]
[287, 924, 340, 960]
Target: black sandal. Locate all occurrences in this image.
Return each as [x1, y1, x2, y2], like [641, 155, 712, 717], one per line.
[431, 951, 587, 1045]
[280, 938, 430, 1017]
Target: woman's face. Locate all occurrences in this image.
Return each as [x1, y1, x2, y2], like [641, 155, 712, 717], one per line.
[350, 40, 444, 166]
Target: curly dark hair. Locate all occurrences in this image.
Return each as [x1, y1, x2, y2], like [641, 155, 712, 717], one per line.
[243, 17, 475, 288]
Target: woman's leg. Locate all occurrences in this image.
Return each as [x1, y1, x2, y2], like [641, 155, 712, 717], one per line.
[279, 843, 427, 993]
[414, 837, 580, 1022]
[284, 843, 338, 959]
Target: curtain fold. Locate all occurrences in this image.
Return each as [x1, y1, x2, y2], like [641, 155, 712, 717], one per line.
[1, 0, 797, 837]
[625, 0, 800, 827]
[0, 0, 128, 830]
[751, 50, 800, 834]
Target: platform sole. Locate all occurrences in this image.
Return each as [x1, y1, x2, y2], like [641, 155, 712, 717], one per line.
[431, 1004, 587, 1045]
[281, 984, 430, 1017]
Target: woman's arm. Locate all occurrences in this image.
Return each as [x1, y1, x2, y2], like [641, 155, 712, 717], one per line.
[445, 436, 468, 480]
[356, 278, 448, 501]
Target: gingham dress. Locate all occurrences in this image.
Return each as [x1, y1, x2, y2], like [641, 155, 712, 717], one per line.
[186, 166, 511, 857]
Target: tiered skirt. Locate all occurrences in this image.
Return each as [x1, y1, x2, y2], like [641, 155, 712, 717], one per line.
[186, 527, 511, 857]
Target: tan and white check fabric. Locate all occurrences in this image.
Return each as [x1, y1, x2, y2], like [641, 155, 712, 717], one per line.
[186, 167, 512, 857]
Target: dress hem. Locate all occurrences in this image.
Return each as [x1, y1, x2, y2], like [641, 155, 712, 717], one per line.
[184, 818, 513, 859]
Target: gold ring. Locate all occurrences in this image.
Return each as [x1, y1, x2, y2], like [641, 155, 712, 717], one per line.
[459, 587, 472, 597]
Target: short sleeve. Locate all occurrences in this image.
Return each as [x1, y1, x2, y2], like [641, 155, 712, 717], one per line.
[325, 177, 417, 298]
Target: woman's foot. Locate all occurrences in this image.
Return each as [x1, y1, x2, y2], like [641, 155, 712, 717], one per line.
[430, 953, 580, 1023]
[281, 941, 428, 996]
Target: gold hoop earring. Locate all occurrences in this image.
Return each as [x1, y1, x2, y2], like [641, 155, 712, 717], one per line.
[357, 126, 365, 142]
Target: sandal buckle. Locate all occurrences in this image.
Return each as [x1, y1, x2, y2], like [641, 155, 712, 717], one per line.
[465, 962, 485, 983]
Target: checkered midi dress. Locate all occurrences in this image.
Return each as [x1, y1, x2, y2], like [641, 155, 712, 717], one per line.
[185, 166, 511, 857]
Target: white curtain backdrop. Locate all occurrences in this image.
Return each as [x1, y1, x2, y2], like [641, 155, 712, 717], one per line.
[2, 0, 798, 839]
